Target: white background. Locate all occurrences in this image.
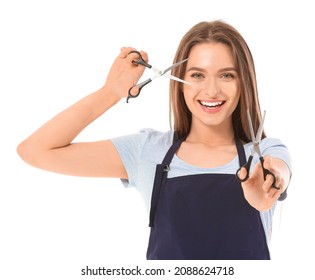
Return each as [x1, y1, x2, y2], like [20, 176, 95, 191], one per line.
[1, 0, 314, 279]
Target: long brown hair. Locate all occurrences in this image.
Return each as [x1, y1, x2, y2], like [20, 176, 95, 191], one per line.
[170, 20, 265, 142]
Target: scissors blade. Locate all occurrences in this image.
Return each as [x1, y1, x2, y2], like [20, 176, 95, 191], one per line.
[247, 109, 256, 142]
[253, 142, 263, 157]
[150, 62, 191, 84]
[256, 110, 266, 143]
[163, 73, 191, 84]
[150, 66, 164, 80]
[162, 58, 189, 74]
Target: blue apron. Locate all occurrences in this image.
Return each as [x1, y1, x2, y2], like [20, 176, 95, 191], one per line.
[147, 137, 270, 260]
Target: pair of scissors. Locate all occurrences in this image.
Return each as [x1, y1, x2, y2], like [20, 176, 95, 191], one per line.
[236, 110, 279, 190]
[127, 51, 190, 103]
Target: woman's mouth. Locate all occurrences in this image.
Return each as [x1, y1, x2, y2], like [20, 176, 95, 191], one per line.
[199, 100, 225, 108]
[198, 100, 226, 113]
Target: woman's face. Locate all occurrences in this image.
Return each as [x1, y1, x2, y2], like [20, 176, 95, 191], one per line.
[183, 42, 240, 131]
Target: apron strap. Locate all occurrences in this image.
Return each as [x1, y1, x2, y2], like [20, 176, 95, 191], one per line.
[235, 137, 246, 166]
[162, 137, 185, 166]
[149, 135, 185, 227]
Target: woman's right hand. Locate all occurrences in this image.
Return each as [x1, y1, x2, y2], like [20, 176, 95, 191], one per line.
[103, 47, 149, 100]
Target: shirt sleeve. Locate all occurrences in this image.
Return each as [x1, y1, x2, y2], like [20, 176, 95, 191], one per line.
[110, 129, 153, 188]
[259, 137, 292, 173]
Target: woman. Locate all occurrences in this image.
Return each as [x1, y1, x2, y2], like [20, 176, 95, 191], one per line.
[17, 20, 291, 259]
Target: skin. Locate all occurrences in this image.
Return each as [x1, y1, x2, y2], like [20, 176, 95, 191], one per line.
[17, 45, 291, 211]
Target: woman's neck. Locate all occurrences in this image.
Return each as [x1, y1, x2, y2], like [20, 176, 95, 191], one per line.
[186, 119, 235, 147]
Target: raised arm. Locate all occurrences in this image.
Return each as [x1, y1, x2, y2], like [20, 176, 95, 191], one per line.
[17, 47, 147, 178]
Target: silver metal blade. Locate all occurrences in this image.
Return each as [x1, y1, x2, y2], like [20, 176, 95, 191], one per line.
[150, 59, 190, 84]
[247, 109, 256, 142]
[150, 66, 163, 75]
[162, 58, 189, 74]
[163, 73, 191, 84]
[253, 143, 263, 157]
[256, 110, 266, 143]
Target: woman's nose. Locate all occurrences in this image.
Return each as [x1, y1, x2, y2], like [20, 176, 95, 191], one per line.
[203, 78, 220, 98]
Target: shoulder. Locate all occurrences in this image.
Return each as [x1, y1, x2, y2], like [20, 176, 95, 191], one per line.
[138, 129, 175, 163]
[111, 128, 174, 145]
[110, 129, 175, 190]
[141, 128, 174, 148]
[111, 128, 174, 158]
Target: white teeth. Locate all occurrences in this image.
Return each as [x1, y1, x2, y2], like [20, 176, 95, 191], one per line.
[200, 101, 223, 107]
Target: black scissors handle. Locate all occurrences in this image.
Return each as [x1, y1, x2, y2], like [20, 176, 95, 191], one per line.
[127, 79, 152, 103]
[126, 51, 152, 103]
[236, 155, 278, 189]
[129, 50, 152, 68]
[259, 157, 279, 189]
[236, 155, 253, 182]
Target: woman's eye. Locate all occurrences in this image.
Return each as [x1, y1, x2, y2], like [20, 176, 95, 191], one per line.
[221, 73, 234, 79]
[191, 72, 204, 79]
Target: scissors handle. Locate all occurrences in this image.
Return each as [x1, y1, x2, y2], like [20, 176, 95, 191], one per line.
[236, 155, 253, 182]
[126, 51, 152, 103]
[259, 157, 279, 189]
[129, 50, 152, 68]
[127, 79, 152, 103]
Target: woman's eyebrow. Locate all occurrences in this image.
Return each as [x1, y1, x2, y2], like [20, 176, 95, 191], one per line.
[219, 67, 238, 72]
[186, 66, 238, 72]
[186, 67, 206, 72]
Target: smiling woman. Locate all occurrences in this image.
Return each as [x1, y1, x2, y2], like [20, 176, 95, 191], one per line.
[17, 20, 291, 260]
[170, 22, 262, 143]
[183, 43, 240, 129]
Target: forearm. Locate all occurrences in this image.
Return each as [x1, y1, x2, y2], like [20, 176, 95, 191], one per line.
[18, 86, 120, 154]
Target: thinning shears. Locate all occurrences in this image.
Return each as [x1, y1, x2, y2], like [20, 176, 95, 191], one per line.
[236, 110, 279, 189]
[127, 51, 190, 103]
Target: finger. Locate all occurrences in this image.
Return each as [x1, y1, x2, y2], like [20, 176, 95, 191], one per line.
[266, 187, 279, 200]
[262, 173, 276, 192]
[119, 47, 136, 59]
[271, 169, 281, 189]
[277, 178, 286, 198]
[262, 156, 272, 170]
[127, 51, 139, 61]
[139, 50, 149, 63]
[263, 171, 284, 198]
[276, 178, 285, 193]
[268, 177, 284, 200]
[129, 85, 140, 96]
[263, 157, 280, 190]
[237, 167, 248, 181]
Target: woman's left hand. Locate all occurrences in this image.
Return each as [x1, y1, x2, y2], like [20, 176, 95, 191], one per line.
[238, 156, 287, 211]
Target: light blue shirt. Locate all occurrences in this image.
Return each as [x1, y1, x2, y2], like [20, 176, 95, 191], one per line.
[111, 128, 292, 244]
